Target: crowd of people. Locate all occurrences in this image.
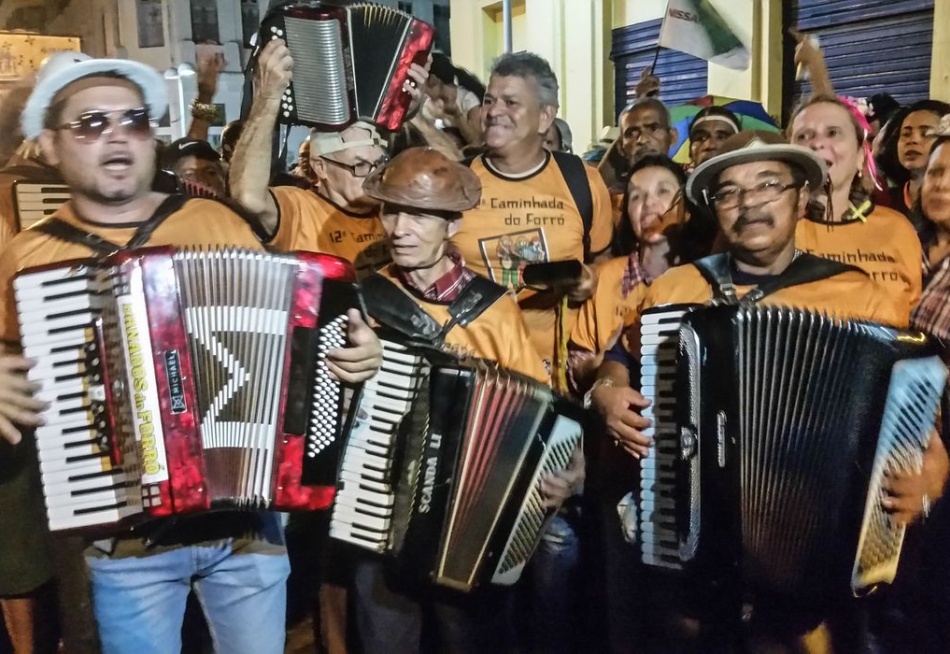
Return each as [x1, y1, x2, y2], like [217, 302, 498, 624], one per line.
[0, 17, 948, 654]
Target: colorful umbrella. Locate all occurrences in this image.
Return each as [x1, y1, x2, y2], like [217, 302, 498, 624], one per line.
[668, 95, 781, 164]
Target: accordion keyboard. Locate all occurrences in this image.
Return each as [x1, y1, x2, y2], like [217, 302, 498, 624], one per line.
[639, 306, 693, 569]
[14, 265, 138, 531]
[330, 340, 426, 551]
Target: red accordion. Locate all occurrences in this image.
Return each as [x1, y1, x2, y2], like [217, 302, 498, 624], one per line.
[261, 1, 435, 131]
[15, 247, 361, 533]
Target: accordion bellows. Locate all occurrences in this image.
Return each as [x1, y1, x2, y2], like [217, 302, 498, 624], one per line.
[330, 338, 584, 591]
[15, 247, 361, 533]
[263, 2, 435, 131]
[638, 304, 945, 599]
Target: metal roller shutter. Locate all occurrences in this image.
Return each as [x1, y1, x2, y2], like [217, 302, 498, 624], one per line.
[791, 0, 934, 107]
[611, 19, 709, 119]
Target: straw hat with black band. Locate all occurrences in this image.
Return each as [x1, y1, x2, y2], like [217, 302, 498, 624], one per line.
[686, 130, 827, 207]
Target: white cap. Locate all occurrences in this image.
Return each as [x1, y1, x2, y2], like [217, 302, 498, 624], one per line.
[22, 52, 167, 140]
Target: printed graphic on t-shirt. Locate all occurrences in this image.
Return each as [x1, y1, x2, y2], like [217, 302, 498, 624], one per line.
[477, 228, 550, 288]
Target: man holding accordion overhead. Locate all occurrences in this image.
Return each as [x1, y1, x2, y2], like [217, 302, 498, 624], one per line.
[590, 131, 949, 652]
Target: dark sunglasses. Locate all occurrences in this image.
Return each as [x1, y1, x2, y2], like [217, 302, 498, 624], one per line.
[56, 108, 153, 142]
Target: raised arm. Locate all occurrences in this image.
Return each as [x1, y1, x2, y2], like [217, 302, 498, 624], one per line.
[186, 48, 226, 142]
[791, 28, 834, 98]
[228, 39, 293, 237]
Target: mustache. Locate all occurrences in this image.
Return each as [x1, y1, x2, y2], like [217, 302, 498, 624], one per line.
[732, 212, 775, 233]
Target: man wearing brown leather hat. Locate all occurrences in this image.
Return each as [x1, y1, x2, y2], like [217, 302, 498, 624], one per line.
[360, 146, 548, 381]
[350, 147, 583, 654]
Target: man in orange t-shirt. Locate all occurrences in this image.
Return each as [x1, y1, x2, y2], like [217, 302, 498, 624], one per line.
[350, 146, 578, 654]
[588, 131, 940, 653]
[0, 52, 383, 654]
[452, 52, 613, 390]
[229, 39, 427, 278]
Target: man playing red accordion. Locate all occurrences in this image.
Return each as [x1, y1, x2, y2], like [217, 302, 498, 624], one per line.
[0, 52, 382, 654]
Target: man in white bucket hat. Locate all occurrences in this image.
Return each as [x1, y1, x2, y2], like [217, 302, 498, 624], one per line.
[0, 51, 382, 653]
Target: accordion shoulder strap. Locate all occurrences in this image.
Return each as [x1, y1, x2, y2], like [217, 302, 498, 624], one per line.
[550, 150, 594, 261]
[362, 273, 507, 345]
[31, 194, 189, 256]
[444, 275, 508, 331]
[693, 252, 863, 305]
[362, 273, 445, 344]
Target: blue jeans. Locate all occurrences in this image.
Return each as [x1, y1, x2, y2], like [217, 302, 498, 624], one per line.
[85, 514, 290, 654]
[524, 511, 582, 654]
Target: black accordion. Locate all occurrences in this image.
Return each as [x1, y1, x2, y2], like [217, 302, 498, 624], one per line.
[329, 338, 584, 591]
[261, 1, 434, 131]
[637, 304, 945, 599]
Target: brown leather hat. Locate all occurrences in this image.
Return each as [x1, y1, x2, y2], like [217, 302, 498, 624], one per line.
[363, 147, 481, 213]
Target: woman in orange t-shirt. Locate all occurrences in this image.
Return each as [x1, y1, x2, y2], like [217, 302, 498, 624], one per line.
[789, 95, 921, 319]
[568, 155, 688, 390]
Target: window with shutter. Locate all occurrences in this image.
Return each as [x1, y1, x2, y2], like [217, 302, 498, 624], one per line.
[788, 0, 935, 110]
[611, 19, 709, 120]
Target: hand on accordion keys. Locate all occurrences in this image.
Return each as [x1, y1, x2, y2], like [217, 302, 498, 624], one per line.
[324, 309, 383, 384]
[590, 378, 653, 459]
[881, 429, 949, 525]
[540, 445, 585, 509]
[0, 351, 48, 445]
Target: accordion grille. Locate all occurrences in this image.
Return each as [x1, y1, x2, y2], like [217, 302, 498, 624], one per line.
[283, 16, 351, 126]
[852, 356, 944, 592]
[492, 415, 582, 584]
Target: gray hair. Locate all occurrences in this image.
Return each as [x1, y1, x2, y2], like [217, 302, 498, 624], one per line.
[490, 52, 560, 109]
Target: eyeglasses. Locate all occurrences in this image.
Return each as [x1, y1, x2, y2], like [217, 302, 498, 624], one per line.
[322, 155, 390, 178]
[55, 108, 153, 142]
[708, 181, 800, 210]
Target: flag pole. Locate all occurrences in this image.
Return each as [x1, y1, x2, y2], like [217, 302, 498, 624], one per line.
[650, 44, 661, 72]
[651, 0, 671, 73]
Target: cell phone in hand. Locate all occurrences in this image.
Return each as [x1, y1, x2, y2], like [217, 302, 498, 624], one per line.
[522, 260, 584, 288]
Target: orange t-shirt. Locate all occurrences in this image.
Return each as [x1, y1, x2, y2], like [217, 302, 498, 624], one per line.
[269, 186, 390, 279]
[376, 266, 549, 384]
[0, 198, 270, 344]
[794, 206, 921, 319]
[625, 261, 907, 353]
[570, 255, 648, 354]
[451, 153, 614, 375]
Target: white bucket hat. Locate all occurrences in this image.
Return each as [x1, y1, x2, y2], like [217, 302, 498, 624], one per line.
[22, 51, 167, 140]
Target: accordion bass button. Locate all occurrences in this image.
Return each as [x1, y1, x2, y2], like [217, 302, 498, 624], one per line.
[679, 427, 697, 460]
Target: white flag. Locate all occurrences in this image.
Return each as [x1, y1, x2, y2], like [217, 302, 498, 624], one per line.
[658, 0, 750, 71]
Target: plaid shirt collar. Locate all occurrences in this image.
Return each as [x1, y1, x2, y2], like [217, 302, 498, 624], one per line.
[395, 249, 475, 303]
[620, 251, 659, 297]
[912, 254, 950, 347]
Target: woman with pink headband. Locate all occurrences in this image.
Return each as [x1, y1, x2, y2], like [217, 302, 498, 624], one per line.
[786, 93, 922, 321]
